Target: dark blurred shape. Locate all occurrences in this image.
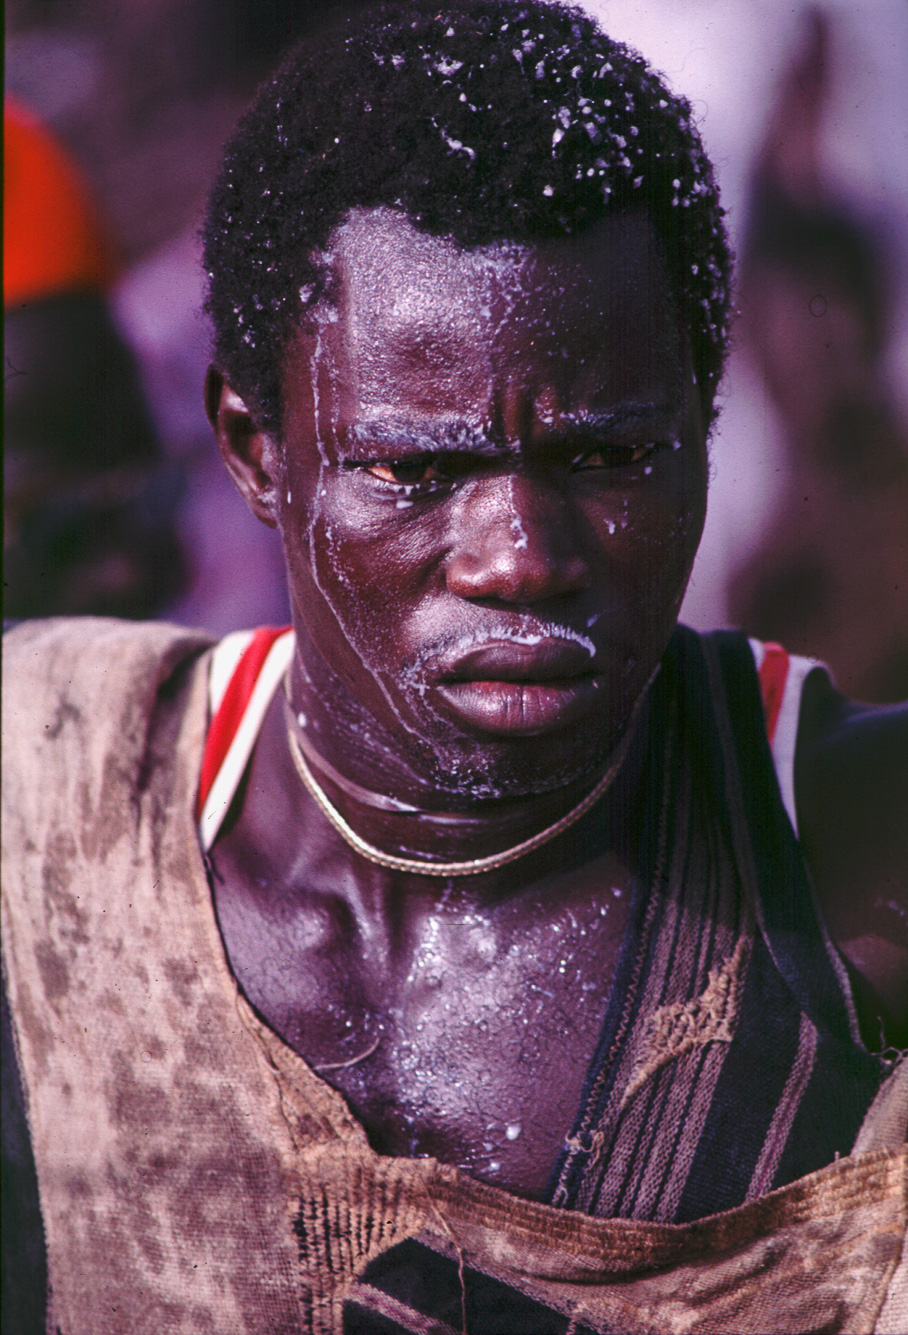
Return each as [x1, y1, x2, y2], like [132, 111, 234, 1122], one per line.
[730, 9, 908, 702]
[4, 293, 186, 619]
[1, 982, 46, 1335]
[212, 0, 380, 83]
[4, 100, 185, 620]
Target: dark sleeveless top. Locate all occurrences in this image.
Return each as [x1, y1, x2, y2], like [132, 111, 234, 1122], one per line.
[546, 627, 884, 1221]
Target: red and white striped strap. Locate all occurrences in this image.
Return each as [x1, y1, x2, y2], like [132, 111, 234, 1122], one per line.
[196, 626, 294, 851]
[196, 629, 819, 852]
[749, 639, 820, 836]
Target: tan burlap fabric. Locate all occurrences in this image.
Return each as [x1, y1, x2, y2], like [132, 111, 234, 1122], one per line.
[3, 619, 906, 1333]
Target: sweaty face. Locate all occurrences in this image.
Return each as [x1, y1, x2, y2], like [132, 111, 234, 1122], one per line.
[277, 208, 707, 800]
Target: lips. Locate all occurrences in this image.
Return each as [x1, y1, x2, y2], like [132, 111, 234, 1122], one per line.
[431, 638, 604, 735]
[437, 639, 595, 682]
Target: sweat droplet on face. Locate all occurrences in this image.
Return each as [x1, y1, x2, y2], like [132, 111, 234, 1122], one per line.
[507, 476, 529, 550]
[505, 1122, 522, 1141]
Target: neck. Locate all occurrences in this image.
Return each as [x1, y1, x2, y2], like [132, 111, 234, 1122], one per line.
[281, 674, 653, 873]
[286, 621, 652, 813]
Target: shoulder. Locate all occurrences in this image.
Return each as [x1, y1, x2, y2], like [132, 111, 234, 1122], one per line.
[3, 617, 214, 839]
[3, 614, 212, 685]
[3, 616, 213, 735]
[794, 669, 908, 1046]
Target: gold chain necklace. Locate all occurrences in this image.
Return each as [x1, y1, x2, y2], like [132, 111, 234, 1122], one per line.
[283, 687, 649, 877]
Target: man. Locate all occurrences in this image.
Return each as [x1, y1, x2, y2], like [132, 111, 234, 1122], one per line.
[3, 3, 906, 1332]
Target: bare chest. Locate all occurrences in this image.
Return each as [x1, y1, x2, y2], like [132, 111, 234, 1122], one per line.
[212, 860, 632, 1198]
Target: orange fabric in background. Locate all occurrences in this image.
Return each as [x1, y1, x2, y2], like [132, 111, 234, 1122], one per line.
[4, 97, 119, 307]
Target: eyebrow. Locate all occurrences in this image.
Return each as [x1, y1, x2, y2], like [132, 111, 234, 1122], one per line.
[342, 420, 505, 459]
[548, 402, 680, 442]
[341, 402, 679, 459]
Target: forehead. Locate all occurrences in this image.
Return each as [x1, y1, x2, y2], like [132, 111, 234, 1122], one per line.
[289, 207, 685, 424]
[326, 206, 675, 329]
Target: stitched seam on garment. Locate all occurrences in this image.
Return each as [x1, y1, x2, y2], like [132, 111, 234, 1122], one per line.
[620, 936, 750, 1109]
[549, 708, 677, 1209]
[746, 1010, 819, 1200]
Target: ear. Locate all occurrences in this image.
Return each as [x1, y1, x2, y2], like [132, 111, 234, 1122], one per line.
[205, 365, 281, 528]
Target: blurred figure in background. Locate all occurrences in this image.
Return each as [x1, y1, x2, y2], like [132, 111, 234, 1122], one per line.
[4, 99, 185, 620]
[7, 0, 375, 635]
[730, 9, 908, 702]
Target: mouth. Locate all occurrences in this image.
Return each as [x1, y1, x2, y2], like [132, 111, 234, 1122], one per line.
[431, 639, 605, 736]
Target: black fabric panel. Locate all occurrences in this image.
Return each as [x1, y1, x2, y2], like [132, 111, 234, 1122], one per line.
[343, 1301, 413, 1334]
[704, 632, 860, 1042]
[705, 632, 885, 1163]
[1, 974, 48, 1335]
[674, 632, 885, 1216]
[673, 936, 802, 1222]
[344, 1294, 606, 1335]
[358, 1238, 570, 1334]
[624, 1042, 711, 1218]
[772, 1031, 884, 1189]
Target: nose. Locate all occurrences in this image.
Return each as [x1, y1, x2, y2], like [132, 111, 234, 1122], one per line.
[445, 471, 591, 603]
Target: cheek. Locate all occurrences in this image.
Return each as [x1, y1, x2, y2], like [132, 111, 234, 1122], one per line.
[639, 469, 704, 567]
[292, 478, 434, 672]
[588, 458, 705, 606]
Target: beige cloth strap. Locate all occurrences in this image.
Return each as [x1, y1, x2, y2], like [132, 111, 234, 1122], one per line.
[2, 620, 311, 1331]
[3, 619, 906, 1334]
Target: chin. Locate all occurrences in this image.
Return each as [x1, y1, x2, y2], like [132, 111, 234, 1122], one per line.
[415, 719, 623, 804]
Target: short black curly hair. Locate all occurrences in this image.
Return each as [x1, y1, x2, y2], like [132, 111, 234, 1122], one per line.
[203, 0, 732, 436]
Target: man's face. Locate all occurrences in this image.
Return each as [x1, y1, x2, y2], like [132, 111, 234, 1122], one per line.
[276, 207, 707, 800]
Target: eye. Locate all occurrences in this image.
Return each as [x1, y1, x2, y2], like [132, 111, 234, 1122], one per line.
[364, 456, 441, 486]
[572, 442, 660, 470]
